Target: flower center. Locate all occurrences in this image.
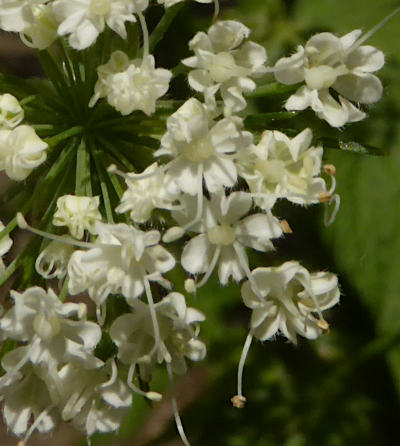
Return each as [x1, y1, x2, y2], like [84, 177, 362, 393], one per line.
[90, 0, 111, 15]
[33, 313, 61, 341]
[209, 52, 241, 83]
[207, 224, 236, 246]
[254, 158, 286, 183]
[182, 137, 214, 163]
[304, 65, 346, 90]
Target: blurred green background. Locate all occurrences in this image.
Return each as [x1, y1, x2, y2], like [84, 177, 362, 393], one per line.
[3, 0, 400, 445]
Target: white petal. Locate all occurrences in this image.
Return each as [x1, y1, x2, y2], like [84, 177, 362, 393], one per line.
[334, 72, 383, 104]
[346, 45, 385, 72]
[181, 234, 213, 274]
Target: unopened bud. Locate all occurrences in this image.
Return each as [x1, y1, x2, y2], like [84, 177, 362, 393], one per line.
[16, 212, 28, 229]
[163, 226, 185, 243]
[323, 164, 336, 176]
[107, 164, 117, 174]
[184, 278, 196, 294]
[317, 319, 330, 333]
[280, 220, 293, 234]
[231, 395, 247, 409]
[319, 192, 331, 203]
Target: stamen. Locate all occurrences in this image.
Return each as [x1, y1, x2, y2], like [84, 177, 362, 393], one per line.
[138, 11, 150, 59]
[22, 405, 55, 445]
[143, 276, 162, 362]
[213, 0, 220, 20]
[348, 7, 400, 53]
[324, 194, 341, 226]
[96, 303, 107, 326]
[280, 220, 293, 234]
[232, 332, 253, 407]
[16, 213, 96, 249]
[127, 363, 163, 401]
[194, 246, 221, 289]
[181, 165, 204, 231]
[99, 359, 118, 388]
[233, 242, 264, 298]
[166, 362, 191, 446]
[108, 161, 175, 182]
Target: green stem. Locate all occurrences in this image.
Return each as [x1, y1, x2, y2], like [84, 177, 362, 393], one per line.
[45, 126, 83, 148]
[0, 258, 18, 288]
[59, 277, 70, 303]
[75, 137, 92, 196]
[91, 146, 115, 223]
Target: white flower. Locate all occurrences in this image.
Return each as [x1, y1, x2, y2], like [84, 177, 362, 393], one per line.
[0, 220, 13, 276]
[156, 98, 253, 195]
[21, 4, 58, 50]
[0, 287, 102, 370]
[35, 238, 74, 279]
[0, 0, 43, 32]
[183, 20, 267, 115]
[274, 30, 384, 127]
[68, 222, 175, 306]
[56, 360, 132, 436]
[0, 94, 24, 129]
[90, 51, 172, 115]
[52, 0, 144, 50]
[241, 261, 340, 343]
[238, 128, 327, 209]
[110, 292, 206, 373]
[0, 124, 47, 181]
[53, 195, 102, 239]
[0, 352, 58, 437]
[116, 162, 179, 223]
[175, 192, 282, 285]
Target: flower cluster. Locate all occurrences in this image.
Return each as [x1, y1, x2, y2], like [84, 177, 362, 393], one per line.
[0, 1, 392, 445]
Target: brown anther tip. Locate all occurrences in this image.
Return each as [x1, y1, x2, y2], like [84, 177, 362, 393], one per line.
[280, 220, 293, 234]
[231, 395, 247, 409]
[317, 319, 330, 333]
[319, 192, 332, 203]
[323, 164, 336, 176]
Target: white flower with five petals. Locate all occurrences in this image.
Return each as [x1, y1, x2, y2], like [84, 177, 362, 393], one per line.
[156, 98, 253, 196]
[52, 0, 145, 49]
[174, 192, 282, 286]
[68, 222, 175, 306]
[183, 20, 267, 115]
[110, 292, 206, 373]
[274, 30, 384, 127]
[238, 128, 327, 210]
[90, 51, 172, 115]
[241, 261, 340, 343]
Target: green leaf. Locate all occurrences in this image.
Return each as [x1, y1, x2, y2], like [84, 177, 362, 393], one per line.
[244, 111, 298, 130]
[322, 137, 400, 393]
[319, 137, 387, 156]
